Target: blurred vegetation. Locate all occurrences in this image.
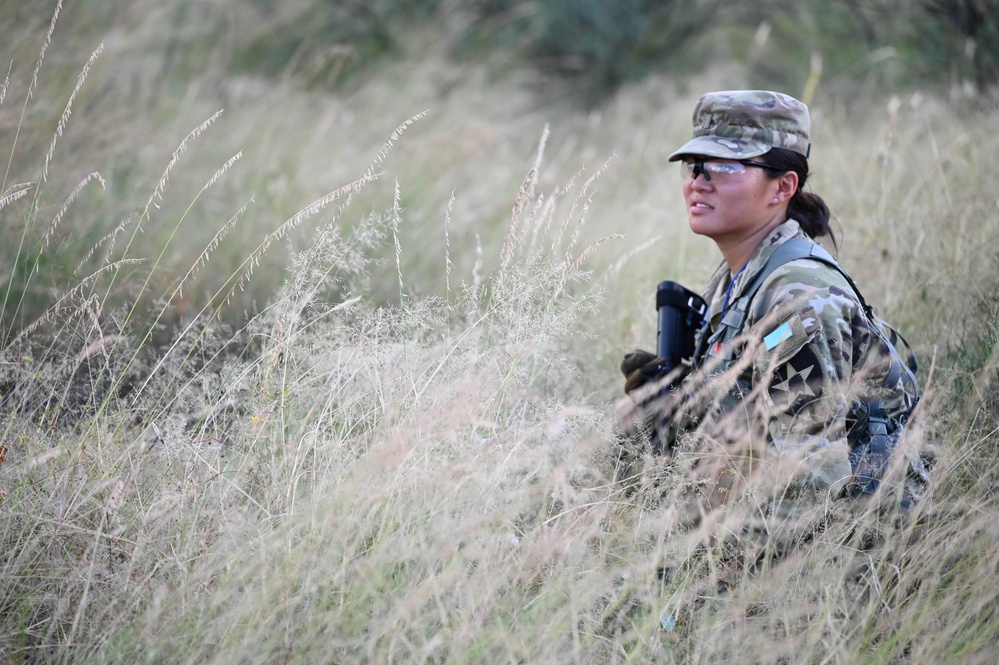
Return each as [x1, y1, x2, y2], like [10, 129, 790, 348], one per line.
[2, 2, 999, 663]
[452, 0, 721, 103]
[72, 0, 997, 106]
[1, 0, 997, 343]
[912, 0, 999, 88]
[231, 0, 440, 87]
[217, 0, 999, 102]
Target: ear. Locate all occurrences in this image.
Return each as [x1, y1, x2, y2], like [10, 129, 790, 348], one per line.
[772, 171, 799, 204]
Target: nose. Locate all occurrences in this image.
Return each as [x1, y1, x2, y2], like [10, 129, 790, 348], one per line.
[688, 171, 712, 191]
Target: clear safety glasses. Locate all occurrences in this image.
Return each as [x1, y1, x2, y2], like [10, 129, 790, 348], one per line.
[681, 158, 783, 182]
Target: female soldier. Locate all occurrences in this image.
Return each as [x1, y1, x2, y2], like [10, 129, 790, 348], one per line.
[619, 90, 923, 509]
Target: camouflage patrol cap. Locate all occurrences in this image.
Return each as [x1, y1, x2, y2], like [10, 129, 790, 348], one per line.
[668, 90, 811, 162]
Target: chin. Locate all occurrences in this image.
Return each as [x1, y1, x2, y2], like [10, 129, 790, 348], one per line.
[687, 218, 716, 238]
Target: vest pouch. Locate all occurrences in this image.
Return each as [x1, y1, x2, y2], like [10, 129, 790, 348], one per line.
[846, 406, 897, 498]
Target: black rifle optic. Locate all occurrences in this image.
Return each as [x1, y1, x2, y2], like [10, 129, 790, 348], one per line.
[656, 281, 707, 376]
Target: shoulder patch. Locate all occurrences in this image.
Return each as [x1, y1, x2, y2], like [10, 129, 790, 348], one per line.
[759, 306, 817, 368]
[764, 321, 794, 350]
[768, 343, 826, 415]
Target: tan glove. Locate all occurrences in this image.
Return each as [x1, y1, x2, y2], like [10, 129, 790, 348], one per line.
[620, 349, 666, 394]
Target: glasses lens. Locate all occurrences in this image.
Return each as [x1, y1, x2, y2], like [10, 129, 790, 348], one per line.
[705, 162, 746, 177]
[681, 160, 749, 181]
[681, 160, 710, 181]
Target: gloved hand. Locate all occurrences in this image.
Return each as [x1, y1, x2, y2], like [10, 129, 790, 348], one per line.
[620, 349, 667, 394]
[617, 349, 677, 456]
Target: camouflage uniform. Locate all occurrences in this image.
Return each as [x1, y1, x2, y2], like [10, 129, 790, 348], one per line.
[683, 219, 919, 497]
[620, 90, 921, 507]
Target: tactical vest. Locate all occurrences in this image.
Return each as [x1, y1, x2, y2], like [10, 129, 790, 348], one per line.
[691, 237, 925, 502]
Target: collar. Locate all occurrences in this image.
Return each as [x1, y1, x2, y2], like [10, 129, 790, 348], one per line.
[702, 219, 807, 329]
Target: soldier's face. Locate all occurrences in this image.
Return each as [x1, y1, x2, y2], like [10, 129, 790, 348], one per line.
[681, 156, 785, 246]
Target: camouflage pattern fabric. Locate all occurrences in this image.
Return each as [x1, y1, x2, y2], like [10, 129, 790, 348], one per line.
[674, 219, 919, 502]
[668, 90, 811, 162]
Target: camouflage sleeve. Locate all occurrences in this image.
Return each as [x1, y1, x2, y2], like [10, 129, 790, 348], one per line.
[744, 259, 860, 493]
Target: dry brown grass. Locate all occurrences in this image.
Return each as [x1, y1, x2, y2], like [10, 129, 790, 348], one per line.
[1, 3, 999, 663]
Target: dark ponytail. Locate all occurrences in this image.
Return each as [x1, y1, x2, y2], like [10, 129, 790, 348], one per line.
[761, 147, 836, 249]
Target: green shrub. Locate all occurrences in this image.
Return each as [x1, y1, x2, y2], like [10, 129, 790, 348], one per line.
[454, 0, 720, 103]
[905, 0, 999, 89]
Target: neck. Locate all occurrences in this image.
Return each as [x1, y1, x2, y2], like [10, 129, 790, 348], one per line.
[716, 215, 787, 274]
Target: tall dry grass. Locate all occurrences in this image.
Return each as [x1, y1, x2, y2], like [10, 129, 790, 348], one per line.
[2, 4, 999, 664]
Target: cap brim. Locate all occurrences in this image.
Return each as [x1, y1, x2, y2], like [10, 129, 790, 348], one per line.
[667, 136, 772, 162]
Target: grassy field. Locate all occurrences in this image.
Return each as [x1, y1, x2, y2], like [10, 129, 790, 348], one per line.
[2, 3, 999, 663]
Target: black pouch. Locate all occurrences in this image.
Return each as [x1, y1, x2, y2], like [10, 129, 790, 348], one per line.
[844, 399, 929, 508]
[846, 401, 895, 497]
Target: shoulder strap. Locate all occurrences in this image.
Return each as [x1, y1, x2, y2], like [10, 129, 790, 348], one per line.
[699, 237, 917, 399]
[715, 238, 843, 341]
[693, 239, 820, 366]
